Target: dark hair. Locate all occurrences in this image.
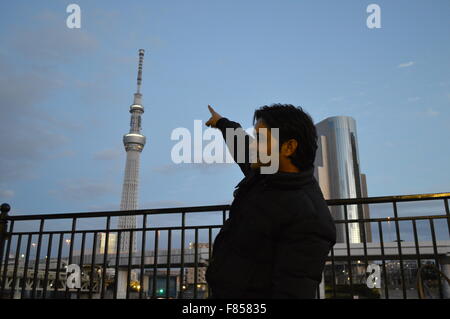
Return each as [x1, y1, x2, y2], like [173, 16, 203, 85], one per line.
[252, 104, 318, 170]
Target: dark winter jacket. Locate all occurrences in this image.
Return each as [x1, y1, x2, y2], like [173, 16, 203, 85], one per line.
[205, 117, 336, 299]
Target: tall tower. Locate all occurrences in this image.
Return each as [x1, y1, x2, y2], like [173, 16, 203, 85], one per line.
[118, 49, 146, 253]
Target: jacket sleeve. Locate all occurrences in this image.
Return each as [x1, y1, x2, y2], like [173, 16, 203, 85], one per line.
[215, 117, 254, 177]
[271, 216, 334, 299]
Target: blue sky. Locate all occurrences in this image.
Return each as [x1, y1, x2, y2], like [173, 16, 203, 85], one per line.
[1, 0, 449, 220]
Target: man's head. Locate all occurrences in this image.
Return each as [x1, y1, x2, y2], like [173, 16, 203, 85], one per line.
[250, 104, 318, 173]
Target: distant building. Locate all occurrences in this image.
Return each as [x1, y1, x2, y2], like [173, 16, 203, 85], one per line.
[185, 267, 207, 285]
[314, 116, 371, 243]
[96, 232, 117, 255]
[186, 242, 209, 284]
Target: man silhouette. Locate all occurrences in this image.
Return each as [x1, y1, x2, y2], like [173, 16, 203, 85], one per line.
[205, 104, 336, 299]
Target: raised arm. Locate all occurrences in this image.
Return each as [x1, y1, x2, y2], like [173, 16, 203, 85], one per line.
[205, 105, 254, 177]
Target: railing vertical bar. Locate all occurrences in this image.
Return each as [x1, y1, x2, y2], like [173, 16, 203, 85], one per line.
[208, 227, 212, 298]
[222, 210, 226, 225]
[53, 233, 64, 296]
[65, 218, 77, 299]
[194, 228, 198, 299]
[179, 212, 185, 299]
[126, 230, 133, 299]
[20, 234, 32, 298]
[0, 219, 6, 284]
[77, 232, 86, 299]
[139, 214, 147, 299]
[0, 220, 14, 296]
[429, 218, 444, 299]
[330, 246, 336, 299]
[100, 216, 111, 299]
[113, 231, 121, 299]
[152, 229, 159, 298]
[412, 220, 422, 283]
[444, 198, 450, 238]
[166, 229, 172, 299]
[31, 219, 45, 299]
[378, 221, 389, 299]
[343, 205, 354, 298]
[392, 201, 407, 299]
[89, 231, 98, 299]
[10, 234, 22, 299]
[42, 233, 52, 299]
[316, 282, 320, 299]
[358, 207, 369, 273]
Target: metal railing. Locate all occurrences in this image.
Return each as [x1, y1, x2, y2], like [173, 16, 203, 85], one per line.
[0, 192, 449, 299]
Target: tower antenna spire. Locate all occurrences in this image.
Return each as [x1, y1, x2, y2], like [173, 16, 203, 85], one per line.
[136, 49, 145, 94]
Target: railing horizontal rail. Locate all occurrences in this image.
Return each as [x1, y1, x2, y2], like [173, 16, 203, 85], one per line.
[326, 192, 450, 206]
[333, 215, 448, 223]
[5, 215, 447, 237]
[5, 192, 449, 221]
[7, 225, 223, 236]
[5, 205, 232, 221]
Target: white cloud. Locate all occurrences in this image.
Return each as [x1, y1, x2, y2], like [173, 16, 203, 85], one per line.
[407, 97, 420, 103]
[0, 189, 14, 199]
[425, 108, 439, 117]
[398, 61, 415, 68]
[94, 149, 122, 160]
[152, 162, 233, 175]
[329, 96, 345, 102]
[48, 150, 76, 160]
[49, 178, 118, 202]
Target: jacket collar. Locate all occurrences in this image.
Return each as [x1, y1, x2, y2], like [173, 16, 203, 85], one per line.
[263, 167, 315, 190]
[235, 167, 315, 190]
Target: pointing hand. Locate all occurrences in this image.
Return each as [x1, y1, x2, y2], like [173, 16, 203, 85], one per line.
[205, 105, 223, 128]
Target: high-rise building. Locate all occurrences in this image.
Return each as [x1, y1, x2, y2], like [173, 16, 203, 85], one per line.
[314, 116, 371, 244]
[118, 49, 146, 253]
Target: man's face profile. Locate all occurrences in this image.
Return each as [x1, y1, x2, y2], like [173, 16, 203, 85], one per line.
[250, 118, 278, 172]
[250, 118, 299, 174]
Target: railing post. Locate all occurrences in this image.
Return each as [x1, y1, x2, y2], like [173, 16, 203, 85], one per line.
[440, 253, 450, 299]
[0, 203, 11, 272]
